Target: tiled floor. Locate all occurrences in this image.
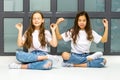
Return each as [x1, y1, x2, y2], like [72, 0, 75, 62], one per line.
[0, 56, 120, 80]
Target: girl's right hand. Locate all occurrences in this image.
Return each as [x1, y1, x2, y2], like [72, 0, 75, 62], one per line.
[15, 23, 23, 31]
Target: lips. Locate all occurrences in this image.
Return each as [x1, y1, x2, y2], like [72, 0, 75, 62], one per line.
[80, 24, 84, 26]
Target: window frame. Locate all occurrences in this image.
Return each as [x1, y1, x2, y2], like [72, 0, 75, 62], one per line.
[0, 0, 120, 55]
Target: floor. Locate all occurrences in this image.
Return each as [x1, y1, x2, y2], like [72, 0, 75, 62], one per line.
[0, 56, 120, 80]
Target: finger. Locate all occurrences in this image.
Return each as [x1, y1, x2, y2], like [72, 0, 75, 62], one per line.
[50, 24, 54, 28]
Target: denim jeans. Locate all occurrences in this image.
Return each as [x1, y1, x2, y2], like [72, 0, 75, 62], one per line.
[64, 52, 105, 68]
[64, 52, 89, 64]
[87, 58, 105, 68]
[16, 50, 52, 70]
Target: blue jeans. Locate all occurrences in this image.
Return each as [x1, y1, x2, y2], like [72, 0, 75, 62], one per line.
[64, 52, 89, 64]
[16, 50, 52, 70]
[87, 58, 105, 68]
[64, 52, 105, 68]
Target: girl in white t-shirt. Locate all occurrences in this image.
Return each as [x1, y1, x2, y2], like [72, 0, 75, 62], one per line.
[56, 11, 108, 68]
[9, 11, 62, 70]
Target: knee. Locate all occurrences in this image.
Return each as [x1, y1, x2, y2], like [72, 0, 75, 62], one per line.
[88, 58, 107, 68]
[16, 52, 25, 62]
[62, 52, 70, 60]
[100, 58, 107, 68]
[16, 52, 22, 62]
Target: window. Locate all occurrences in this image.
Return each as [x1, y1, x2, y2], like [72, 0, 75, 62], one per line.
[111, 19, 120, 52]
[30, 0, 50, 11]
[4, 0, 23, 11]
[4, 18, 23, 52]
[0, 0, 120, 55]
[57, 0, 78, 12]
[85, 0, 105, 12]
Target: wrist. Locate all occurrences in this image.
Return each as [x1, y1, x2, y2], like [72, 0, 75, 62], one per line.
[105, 27, 108, 30]
[56, 22, 59, 25]
[19, 30, 22, 32]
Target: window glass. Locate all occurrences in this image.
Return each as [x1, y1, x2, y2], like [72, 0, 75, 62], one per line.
[4, 0, 23, 11]
[111, 19, 120, 52]
[111, 0, 120, 12]
[4, 18, 23, 52]
[44, 18, 50, 30]
[57, 0, 77, 12]
[57, 19, 74, 54]
[90, 19, 104, 52]
[30, 0, 50, 11]
[85, 0, 105, 12]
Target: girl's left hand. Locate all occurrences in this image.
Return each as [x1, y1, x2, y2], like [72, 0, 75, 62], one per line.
[50, 23, 57, 31]
[102, 19, 108, 28]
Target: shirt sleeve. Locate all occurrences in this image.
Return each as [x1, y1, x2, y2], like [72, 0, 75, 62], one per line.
[45, 30, 52, 42]
[92, 30, 102, 43]
[61, 30, 71, 42]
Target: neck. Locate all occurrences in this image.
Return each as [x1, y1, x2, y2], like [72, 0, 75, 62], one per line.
[35, 26, 39, 30]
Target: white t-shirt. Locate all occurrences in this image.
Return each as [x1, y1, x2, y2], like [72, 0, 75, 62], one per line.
[61, 30, 102, 54]
[22, 30, 52, 52]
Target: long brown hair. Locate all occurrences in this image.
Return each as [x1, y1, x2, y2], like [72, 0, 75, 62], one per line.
[24, 11, 46, 49]
[71, 11, 93, 44]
